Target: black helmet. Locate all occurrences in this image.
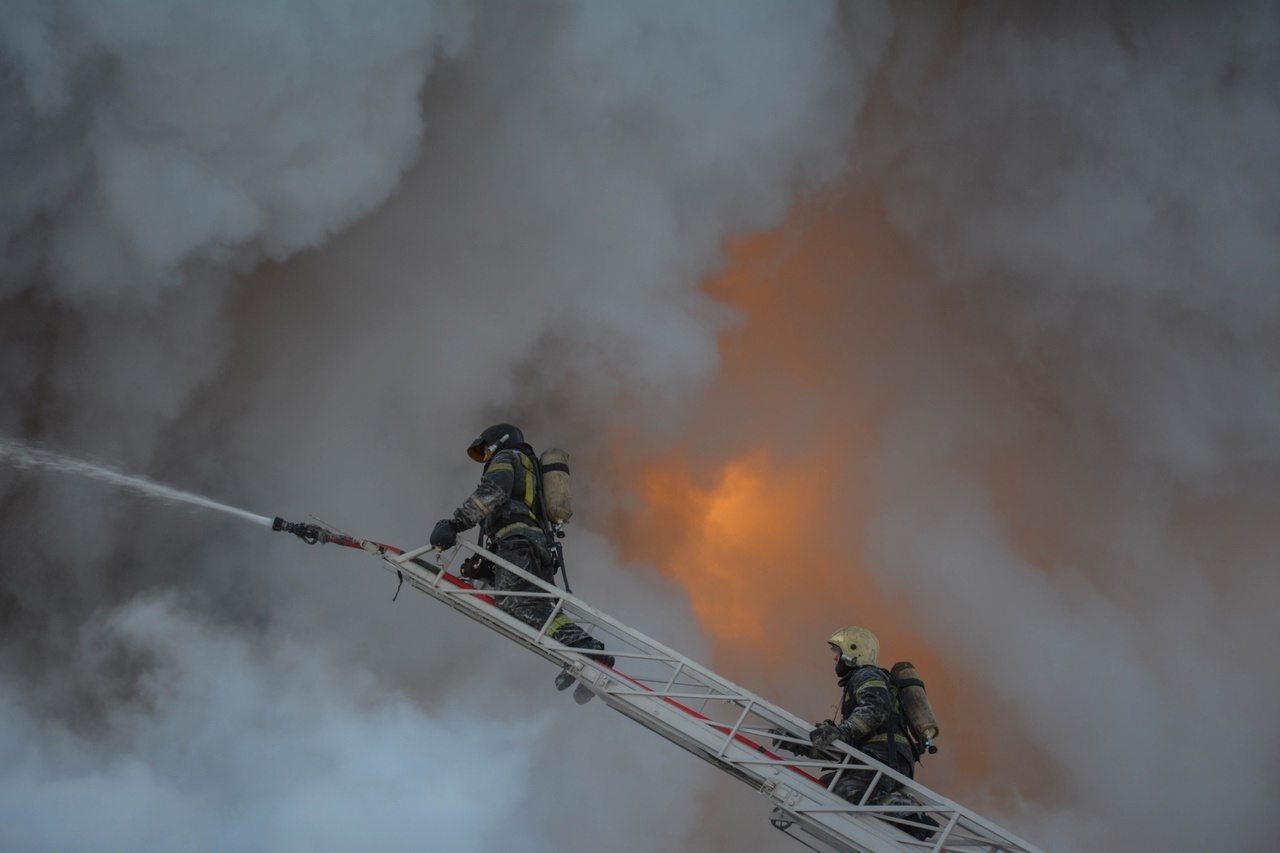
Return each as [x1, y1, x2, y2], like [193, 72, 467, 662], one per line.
[467, 423, 525, 462]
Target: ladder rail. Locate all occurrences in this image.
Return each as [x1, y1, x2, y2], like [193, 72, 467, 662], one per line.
[344, 536, 1043, 853]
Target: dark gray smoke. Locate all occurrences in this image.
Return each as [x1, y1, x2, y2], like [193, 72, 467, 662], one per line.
[855, 5, 1280, 850]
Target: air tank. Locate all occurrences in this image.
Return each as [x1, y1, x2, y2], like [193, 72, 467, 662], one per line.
[890, 661, 939, 743]
[540, 448, 573, 525]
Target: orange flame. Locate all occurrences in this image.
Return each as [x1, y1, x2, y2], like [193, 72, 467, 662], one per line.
[609, 198, 1010, 791]
[631, 446, 843, 663]
[613, 216, 895, 675]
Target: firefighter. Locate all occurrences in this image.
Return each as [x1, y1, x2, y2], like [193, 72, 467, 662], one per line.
[806, 626, 915, 803]
[429, 424, 613, 667]
[793, 626, 937, 840]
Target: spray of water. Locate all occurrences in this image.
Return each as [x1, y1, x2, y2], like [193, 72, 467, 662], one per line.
[0, 438, 274, 528]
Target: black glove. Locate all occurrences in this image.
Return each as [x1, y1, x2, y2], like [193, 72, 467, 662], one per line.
[430, 518, 459, 549]
[809, 721, 842, 749]
[769, 727, 802, 754]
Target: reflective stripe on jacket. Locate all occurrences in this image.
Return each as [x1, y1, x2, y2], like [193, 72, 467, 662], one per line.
[453, 446, 542, 540]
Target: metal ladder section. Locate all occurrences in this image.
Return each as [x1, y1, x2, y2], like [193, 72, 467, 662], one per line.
[344, 534, 1045, 853]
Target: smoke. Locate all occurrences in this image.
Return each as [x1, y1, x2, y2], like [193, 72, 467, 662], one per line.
[0, 596, 539, 852]
[5, 1, 1278, 851]
[870, 6, 1280, 845]
[615, 3, 1280, 852]
[860, 5, 1280, 849]
[1, 1, 865, 852]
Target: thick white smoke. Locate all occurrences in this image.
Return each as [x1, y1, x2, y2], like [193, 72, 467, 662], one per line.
[2, 0, 471, 303]
[0, 597, 539, 851]
[1, 2, 867, 852]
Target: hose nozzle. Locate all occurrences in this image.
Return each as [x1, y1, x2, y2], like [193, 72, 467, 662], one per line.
[272, 516, 323, 544]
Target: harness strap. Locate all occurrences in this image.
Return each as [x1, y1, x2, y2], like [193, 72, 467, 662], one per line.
[875, 667, 916, 771]
[864, 732, 914, 747]
[494, 520, 542, 539]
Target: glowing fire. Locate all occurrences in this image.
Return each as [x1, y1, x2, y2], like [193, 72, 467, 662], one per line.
[612, 203, 973, 748]
[614, 220, 891, 673]
[631, 446, 841, 659]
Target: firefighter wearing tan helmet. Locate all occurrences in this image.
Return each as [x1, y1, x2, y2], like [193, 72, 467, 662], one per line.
[803, 626, 941, 841]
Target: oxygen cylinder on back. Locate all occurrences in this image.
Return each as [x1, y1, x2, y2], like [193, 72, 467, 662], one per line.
[891, 661, 940, 745]
[540, 448, 573, 525]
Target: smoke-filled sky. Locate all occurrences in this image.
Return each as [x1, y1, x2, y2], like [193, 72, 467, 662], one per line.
[2, 2, 1278, 851]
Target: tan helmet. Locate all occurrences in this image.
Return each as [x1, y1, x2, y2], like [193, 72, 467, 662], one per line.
[827, 626, 879, 667]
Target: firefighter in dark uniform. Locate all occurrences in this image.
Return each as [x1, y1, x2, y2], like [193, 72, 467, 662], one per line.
[770, 626, 938, 840]
[807, 626, 916, 806]
[429, 424, 613, 667]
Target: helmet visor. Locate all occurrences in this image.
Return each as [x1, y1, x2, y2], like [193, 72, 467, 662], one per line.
[467, 437, 487, 462]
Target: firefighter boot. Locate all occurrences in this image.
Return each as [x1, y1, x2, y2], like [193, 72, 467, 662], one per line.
[570, 636, 614, 668]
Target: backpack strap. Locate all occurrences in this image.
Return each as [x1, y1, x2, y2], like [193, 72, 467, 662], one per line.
[504, 449, 538, 517]
[889, 670, 927, 766]
[866, 667, 917, 770]
[529, 452, 572, 593]
[486, 449, 539, 537]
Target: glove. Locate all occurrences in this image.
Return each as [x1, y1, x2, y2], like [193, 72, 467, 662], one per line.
[430, 518, 459, 549]
[769, 727, 802, 754]
[809, 721, 842, 749]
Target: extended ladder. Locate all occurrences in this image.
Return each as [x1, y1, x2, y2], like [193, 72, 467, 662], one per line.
[286, 522, 1045, 853]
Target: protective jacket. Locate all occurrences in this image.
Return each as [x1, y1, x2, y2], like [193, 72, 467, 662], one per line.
[446, 440, 604, 658]
[452, 444, 544, 542]
[834, 665, 915, 773]
[824, 664, 938, 839]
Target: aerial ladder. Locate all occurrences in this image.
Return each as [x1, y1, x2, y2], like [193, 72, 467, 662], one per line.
[272, 517, 1045, 853]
